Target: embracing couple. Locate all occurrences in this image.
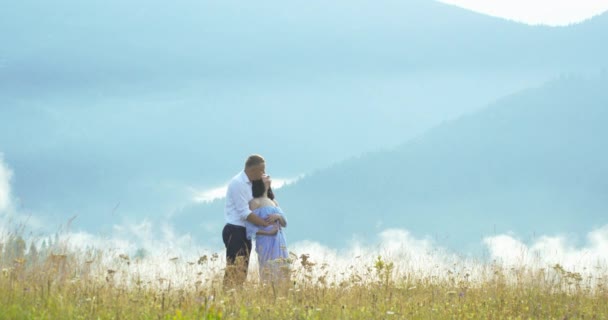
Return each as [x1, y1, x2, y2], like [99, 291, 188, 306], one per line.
[222, 154, 289, 288]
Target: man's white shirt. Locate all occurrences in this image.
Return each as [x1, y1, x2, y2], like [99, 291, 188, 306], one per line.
[224, 170, 253, 227]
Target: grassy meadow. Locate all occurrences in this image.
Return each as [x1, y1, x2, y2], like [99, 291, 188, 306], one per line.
[0, 231, 607, 320]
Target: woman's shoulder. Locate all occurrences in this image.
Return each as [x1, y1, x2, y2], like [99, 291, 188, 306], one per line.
[249, 198, 262, 210]
[250, 199, 281, 212]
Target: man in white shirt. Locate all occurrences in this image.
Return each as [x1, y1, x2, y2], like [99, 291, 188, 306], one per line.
[222, 154, 273, 287]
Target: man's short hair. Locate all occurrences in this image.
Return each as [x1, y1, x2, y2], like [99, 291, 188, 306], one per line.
[245, 154, 265, 169]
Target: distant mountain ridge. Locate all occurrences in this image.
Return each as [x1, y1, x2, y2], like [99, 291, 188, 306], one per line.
[1, 1, 607, 240]
[0, 0, 607, 88]
[287, 73, 608, 248]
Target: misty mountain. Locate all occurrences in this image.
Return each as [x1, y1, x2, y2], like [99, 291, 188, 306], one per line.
[180, 72, 608, 250]
[1, 1, 606, 233]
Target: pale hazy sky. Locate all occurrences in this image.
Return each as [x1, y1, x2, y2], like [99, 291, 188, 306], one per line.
[440, 0, 608, 25]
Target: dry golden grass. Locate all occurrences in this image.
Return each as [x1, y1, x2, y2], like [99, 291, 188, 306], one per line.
[0, 233, 607, 319]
